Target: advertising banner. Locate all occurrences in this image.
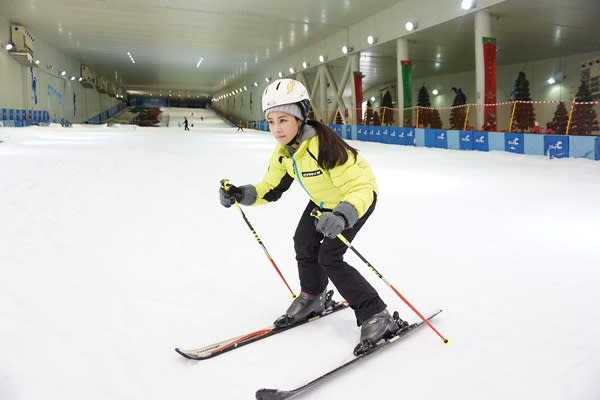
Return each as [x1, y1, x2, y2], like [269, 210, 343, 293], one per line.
[544, 135, 569, 158]
[505, 133, 524, 154]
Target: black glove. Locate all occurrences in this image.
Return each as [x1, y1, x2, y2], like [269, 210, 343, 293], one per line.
[219, 184, 243, 208]
[315, 202, 359, 238]
[219, 182, 257, 208]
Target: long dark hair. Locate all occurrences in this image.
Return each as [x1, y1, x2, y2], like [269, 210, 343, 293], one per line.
[305, 120, 358, 170]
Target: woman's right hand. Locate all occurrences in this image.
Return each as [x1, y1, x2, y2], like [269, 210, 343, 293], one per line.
[219, 183, 244, 208]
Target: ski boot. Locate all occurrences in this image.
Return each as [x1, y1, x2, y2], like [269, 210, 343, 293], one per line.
[274, 290, 328, 328]
[353, 309, 402, 356]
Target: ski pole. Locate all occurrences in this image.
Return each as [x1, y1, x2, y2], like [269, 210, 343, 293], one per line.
[221, 179, 297, 298]
[311, 208, 449, 344]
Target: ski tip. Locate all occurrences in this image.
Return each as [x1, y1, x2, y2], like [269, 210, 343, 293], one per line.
[174, 348, 192, 359]
[255, 388, 283, 400]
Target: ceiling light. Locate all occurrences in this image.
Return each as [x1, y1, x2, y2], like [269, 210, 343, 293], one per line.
[70, 76, 76, 81]
[289, 67, 295, 74]
[127, 51, 136, 64]
[278, 71, 284, 78]
[461, 0, 476, 10]
[243, 86, 247, 91]
[405, 21, 417, 31]
[370, 96, 376, 102]
[196, 57, 204, 67]
[367, 35, 377, 45]
[254, 82, 258, 87]
[302, 61, 309, 69]
[5, 42, 14, 50]
[265, 77, 271, 83]
[60, 70, 66, 76]
[34, 59, 40, 65]
[547, 77, 556, 85]
[78, 77, 83, 82]
[319, 55, 327, 63]
[342, 45, 353, 54]
[432, 89, 439, 96]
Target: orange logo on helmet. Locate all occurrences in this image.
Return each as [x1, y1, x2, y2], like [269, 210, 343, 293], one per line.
[287, 80, 295, 94]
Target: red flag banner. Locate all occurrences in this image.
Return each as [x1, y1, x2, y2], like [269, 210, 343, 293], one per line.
[353, 71, 364, 123]
[483, 37, 497, 128]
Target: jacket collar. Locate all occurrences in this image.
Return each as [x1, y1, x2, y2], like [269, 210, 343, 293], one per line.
[286, 124, 316, 155]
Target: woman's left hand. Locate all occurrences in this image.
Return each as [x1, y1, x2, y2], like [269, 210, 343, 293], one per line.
[315, 212, 345, 238]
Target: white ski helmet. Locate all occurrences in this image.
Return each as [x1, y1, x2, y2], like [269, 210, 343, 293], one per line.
[262, 78, 311, 120]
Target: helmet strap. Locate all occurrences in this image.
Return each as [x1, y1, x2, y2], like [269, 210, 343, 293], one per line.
[286, 121, 305, 147]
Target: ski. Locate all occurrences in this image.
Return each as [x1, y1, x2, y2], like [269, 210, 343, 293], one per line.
[255, 309, 443, 400]
[175, 290, 348, 360]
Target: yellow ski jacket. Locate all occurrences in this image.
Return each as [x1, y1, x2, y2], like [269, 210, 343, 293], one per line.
[252, 135, 378, 218]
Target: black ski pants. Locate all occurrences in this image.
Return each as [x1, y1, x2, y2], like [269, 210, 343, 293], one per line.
[293, 195, 386, 325]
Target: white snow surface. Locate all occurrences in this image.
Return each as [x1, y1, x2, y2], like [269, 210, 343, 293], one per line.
[1, 108, 599, 400]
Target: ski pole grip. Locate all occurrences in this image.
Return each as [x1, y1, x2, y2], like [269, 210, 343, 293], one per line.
[220, 179, 231, 192]
[310, 208, 322, 219]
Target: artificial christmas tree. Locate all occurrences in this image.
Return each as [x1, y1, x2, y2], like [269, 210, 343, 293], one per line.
[548, 101, 569, 134]
[381, 90, 394, 126]
[569, 81, 600, 135]
[449, 87, 467, 129]
[510, 71, 536, 132]
[365, 100, 374, 125]
[417, 85, 431, 127]
[429, 105, 442, 129]
[417, 85, 442, 128]
[373, 111, 381, 126]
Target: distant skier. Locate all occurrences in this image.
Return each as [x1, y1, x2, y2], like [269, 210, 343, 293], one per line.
[219, 79, 400, 354]
[184, 117, 189, 131]
[236, 120, 244, 132]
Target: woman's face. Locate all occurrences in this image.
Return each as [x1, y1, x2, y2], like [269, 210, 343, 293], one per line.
[267, 111, 303, 145]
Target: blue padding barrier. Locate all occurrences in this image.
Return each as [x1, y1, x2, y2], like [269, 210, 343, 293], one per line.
[415, 128, 425, 146]
[425, 129, 448, 149]
[351, 124, 598, 160]
[459, 131, 474, 150]
[391, 127, 415, 145]
[524, 134, 544, 156]
[569, 136, 596, 160]
[368, 126, 377, 142]
[544, 135, 569, 158]
[357, 125, 368, 141]
[343, 125, 352, 140]
[486, 132, 502, 151]
[504, 133, 524, 154]
[447, 130, 460, 150]
[473, 131, 489, 151]
[379, 127, 391, 144]
[0, 108, 50, 124]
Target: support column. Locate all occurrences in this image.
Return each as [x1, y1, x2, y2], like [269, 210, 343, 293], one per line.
[350, 53, 362, 125]
[474, 10, 491, 129]
[319, 66, 328, 123]
[396, 38, 409, 127]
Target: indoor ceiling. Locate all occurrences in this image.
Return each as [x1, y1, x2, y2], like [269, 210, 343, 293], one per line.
[1, 0, 599, 97]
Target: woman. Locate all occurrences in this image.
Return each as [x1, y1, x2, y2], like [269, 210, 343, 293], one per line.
[219, 78, 398, 351]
